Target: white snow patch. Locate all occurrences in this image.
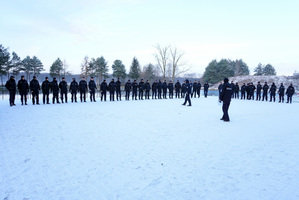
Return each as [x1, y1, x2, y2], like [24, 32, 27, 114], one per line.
[1, 97, 299, 200]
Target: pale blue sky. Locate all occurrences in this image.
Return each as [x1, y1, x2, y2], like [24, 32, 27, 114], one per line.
[1, 0, 299, 75]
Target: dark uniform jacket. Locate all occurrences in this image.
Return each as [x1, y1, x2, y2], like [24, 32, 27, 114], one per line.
[116, 81, 121, 92]
[79, 80, 88, 92]
[5, 78, 16, 92]
[139, 82, 145, 91]
[278, 85, 285, 95]
[30, 79, 40, 93]
[17, 79, 29, 94]
[263, 84, 269, 92]
[132, 82, 138, 92]
[51, 80, 59, 93]
[286, 86, 295, 96]
[241, 85, 246, 93]
[168, 83, 173, 91]
[145, 83, 151, 91]
[162, 82, 168, 91]
[109, 81, 115, 92]
[175, 82, 181, 91]
[270, 84, 277, 94]
[70, 81, 79, 93]
[220, 82, 232, 102]
[88, 80, 97, 92]
[100, 82, 108, 92]
[59, 81, 68, 93]
[257, 84, 262, 92]
[125, 82, 131, 91]
[42, 80, 50, 94]
[204, 83, 209, 91]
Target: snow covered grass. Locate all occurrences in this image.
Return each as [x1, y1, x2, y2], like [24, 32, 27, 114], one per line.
[1, 97, 299, 200]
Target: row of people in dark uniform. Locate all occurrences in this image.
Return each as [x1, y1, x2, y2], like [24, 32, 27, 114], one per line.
[218, 81, 295, 104]
[5, 75, 210, 106]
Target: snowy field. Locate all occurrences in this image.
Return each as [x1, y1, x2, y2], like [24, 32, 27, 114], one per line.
[1, 96, 299, 200]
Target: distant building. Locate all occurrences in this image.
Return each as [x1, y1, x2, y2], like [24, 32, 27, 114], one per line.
[293, 71, 299, 78]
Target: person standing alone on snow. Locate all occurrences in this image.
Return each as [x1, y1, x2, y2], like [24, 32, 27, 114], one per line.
[182, 79, 192, 106]
[220, 78, 232, 122]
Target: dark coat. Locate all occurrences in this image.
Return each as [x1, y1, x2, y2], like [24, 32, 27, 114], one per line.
[100, 82, 108, 92]
[220, 82, 232, 102]
[109, 81, 115, 92]
[88, 80, 97, 92]
[204, 83, 209, 91]
[168, 83, 174, 91]
[181, 83, 186, 92]
[157, 82, 162, 91]
[162, 82, 168, 91]
[30, 79, 40, 93]
[5, 78, 16, 92]
[263, 84, 269, 92]
[116, 80, 121, 92]
[286, 86, 295, 96]
[139, 82, 145, 91]
[270, 84, 277, 94]
[79, 80, 88, 92]
[145, 82, 151, 91]
[185, 83, 191, 94]
[175, 82, 181, 91]
[241, 85, 246, 93]
[51, 80, 59, 93]
[17, 79, 29, 94]
[218, 84, 223, 92]
[192, 83, 198, 92]
[152, 82, 158, 91]
[235, 84, 239, 92]
[42, 80, 50, 93]
[132, 82, 138, 92]
[278, 85, 285, 95]
[59, 81, 68, 93]
[70, 80, 79, 93]
[257, 84, 262, 92]
[197, 83, 201, 92]
[125, 82, 131, 91]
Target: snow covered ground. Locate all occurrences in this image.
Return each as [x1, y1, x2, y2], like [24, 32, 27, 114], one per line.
[1, 96, 299, 200]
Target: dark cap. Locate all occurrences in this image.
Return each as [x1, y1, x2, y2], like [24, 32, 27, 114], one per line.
[21, 75, 24, 78]
[53, 77, 56, 80]
[91, 76, 94, 79]
[33, 76, 36, 79]
[10, 76, 15, 79]
[45, 77, 48, 79]
[224, 78, 229, 83]
[62, 77, 65, 79]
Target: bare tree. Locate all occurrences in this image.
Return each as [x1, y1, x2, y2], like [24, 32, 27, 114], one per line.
[154, 44, 169, 80]
[169, 46, 190, 82]
[62, 59, 72, 77]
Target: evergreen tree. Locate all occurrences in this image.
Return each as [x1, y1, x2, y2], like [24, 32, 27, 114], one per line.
[50, 58, 63, 79]
[203, 59, 234, 84]
[0, 44, 10, 86]
[93, 56, 109, 84]
[112, 60, 126, 80]
[6, 51, 22, 79]
[129, 57, 141, 80]
[142, 63, 156, 82]
[263, 64, 276, 75]
[22, 56, 33, 80]
[31, 56, 44, 76]
[234, 59, 250, 76]
[254, 63, 264, 76]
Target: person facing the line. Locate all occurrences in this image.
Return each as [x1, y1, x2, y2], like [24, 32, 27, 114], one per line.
[182, 79, 192, 106]
[220, 78, 232, 122]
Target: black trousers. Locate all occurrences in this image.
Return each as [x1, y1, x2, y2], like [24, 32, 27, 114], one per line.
[222, 101, 231, 121]
[163, 90, 167, 99]
[197, 89, 200, 97]
[183, 93, 191, 106]
[110, 91, 115, 101]
[139, 90, 144, 99]
[231, 92, 234, 98]
[169, 91, 173, 99]
[181, 91, 185, 98]
[20, 92, 27, 104]
[158, 90, 162, 99]
[101, 91, 107, 101]
[262, 92, 268, 101]
[270, 93, 275, 102]
[204, 90, 208, 97]
[80, 91, 86, 102]
[175, 90, 180, 98]
[71, 92, 77, 102]
[32, 92, 39, 104]
[125, 90, 130, 100]
[287, 95, 292, 103]
[132, 90, 137, 100]
[116, 90, 121, 100]
[152, 90, 157, 99]
[61, 91, 67, 103]
[53, 92, 59, 103]
[192, 90, 196, 98]
[9, 91, 16, 105]
[234, 92, 239, 99]
[256, 91, 261, 100]
[43, 92, 49, 104]
[279, 94, 284, 102]
[241, 92, 245, 99]
[145, 90, 150, 99]
[90, 90, 96, 102]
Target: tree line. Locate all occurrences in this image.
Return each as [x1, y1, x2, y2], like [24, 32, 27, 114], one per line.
[0, 44, 44, 86]
[203, 59, 277, 84]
